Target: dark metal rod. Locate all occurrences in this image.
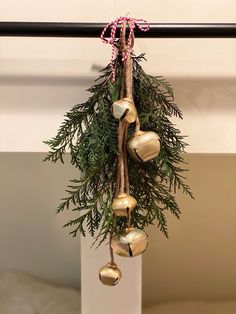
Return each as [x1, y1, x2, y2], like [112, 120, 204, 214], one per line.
[0, 22, 236, 38]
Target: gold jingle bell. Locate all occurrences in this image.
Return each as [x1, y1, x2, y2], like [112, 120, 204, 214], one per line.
[111, 192, 137, 217]
[111, 98, 137, 123]
[111, 227, 149, 257]
[127, 130, 160, 162]
[99, 262, 122, 286]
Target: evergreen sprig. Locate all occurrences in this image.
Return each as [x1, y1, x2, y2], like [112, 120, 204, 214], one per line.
[44, 54, 193, 244]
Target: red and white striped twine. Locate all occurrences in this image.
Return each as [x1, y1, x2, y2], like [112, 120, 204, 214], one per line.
[101, 16, 150, 82]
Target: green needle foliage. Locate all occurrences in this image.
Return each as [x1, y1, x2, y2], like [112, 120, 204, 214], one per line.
[44, 53, 193, 245]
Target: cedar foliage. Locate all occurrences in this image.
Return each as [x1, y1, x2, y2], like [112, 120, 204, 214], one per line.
[44, 53, 193, 245]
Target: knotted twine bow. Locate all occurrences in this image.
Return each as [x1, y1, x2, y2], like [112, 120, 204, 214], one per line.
[101, 16, 150, 82]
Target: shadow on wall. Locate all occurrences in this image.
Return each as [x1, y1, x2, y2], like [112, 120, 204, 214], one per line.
[0, 153, 81, 289]
[169, 78, 236, 153]
[171, 77, 236, 111]
[1, 69, 236, 113]
[143, 154, 236, 307]
[0, 74, 94, 86]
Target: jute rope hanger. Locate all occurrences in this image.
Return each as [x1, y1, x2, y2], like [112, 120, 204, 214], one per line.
[110, 20, 135, 264]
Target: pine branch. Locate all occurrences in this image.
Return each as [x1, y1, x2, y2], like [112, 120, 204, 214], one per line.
[44, 53, 193, 243]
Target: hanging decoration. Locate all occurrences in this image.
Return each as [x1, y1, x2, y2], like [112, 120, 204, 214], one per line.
[44, 16, 193, 286]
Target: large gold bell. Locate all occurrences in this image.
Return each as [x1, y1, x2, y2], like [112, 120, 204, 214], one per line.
[99, 262, 122, 286]
[111, 227, 149, 257]
[111, 192, 137, 217]
[127, 130, 160, 162]
[111, 98, 137, 123]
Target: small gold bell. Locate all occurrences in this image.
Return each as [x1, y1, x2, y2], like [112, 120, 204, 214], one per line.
[111, 192, 137, 217]
[111, 98, 137, 123]
[111, 227, 149, 257]
[99, 262, 122, 286]
[127, 130, 160, 162]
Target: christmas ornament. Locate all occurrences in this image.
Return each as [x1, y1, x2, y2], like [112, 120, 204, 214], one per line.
[127, 130, 160, 162]
[111, 227, 149, 257]
[111, 192, 137, 217]
[99, 262, 122, 286]
[44, 16, 193, 287]
[112, 98, 137, 123]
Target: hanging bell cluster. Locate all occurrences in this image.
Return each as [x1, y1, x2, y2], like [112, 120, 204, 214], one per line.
[112, 99, 160, 162]
[99, 21, 160, 287]
[112, 100, 160, 162]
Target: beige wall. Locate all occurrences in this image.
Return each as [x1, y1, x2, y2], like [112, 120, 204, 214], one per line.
[1, 153, 236, 305]
[143, 154, 236, 305]
[0, 153, 81, 288]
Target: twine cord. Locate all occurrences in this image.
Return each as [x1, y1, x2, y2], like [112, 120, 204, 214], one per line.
[108, 18, 149, 262]
[101, 16, 150, 82]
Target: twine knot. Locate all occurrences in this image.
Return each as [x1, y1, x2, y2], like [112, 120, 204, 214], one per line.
[101, 16, 150, 82]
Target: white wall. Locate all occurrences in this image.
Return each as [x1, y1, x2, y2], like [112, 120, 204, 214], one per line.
[1, 0, 236, 152]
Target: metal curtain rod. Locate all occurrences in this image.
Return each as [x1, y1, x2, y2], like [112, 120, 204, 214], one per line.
[0, 22, 236, 38]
